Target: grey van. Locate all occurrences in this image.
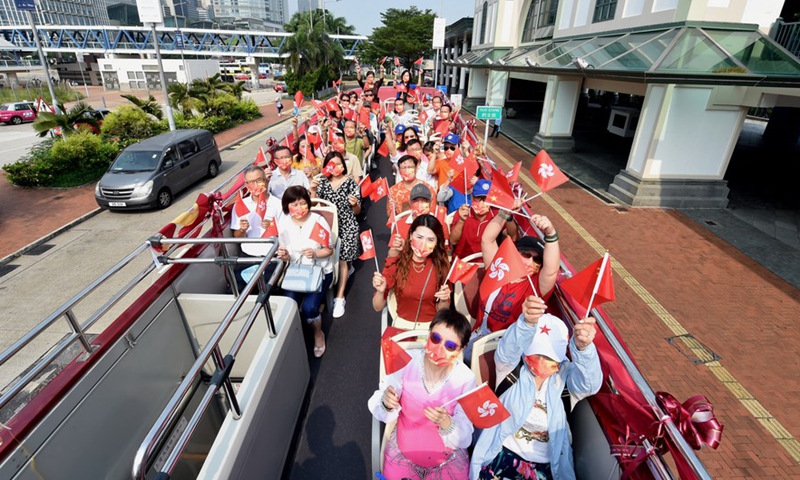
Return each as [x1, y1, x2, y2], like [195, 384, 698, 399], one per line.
[95, 129, 221, 210]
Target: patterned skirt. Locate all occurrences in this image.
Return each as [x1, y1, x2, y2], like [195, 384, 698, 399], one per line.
[478, 447, 553, 480]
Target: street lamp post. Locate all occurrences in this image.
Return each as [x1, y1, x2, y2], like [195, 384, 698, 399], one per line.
[150, 22, 176, 131]
[26, 10, 60, 113]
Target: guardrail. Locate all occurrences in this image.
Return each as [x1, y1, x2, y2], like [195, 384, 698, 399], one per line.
[770, 18, 800, 58]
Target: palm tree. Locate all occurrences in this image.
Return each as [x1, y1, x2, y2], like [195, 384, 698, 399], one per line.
[282, 10, 350, 78]
[226, 80, 250, 101]
[190, 74, 229, 100]
[121, 94, 164, 120]
[167, 82, 200, 117]
[32, 101, 100, 138]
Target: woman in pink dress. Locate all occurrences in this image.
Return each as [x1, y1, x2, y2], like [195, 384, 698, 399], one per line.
[368, 310, 478, 480]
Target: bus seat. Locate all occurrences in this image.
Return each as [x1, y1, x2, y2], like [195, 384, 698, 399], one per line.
[470, 329, 506, 388]
[311, 198, 340, 285]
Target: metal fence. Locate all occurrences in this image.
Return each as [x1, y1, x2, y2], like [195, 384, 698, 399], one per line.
[770, 18, 800, 58]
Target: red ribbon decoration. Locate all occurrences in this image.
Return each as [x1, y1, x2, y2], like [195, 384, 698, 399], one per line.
[655, 392, 724, 451]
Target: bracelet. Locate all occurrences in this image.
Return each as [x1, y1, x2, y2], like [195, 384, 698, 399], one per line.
[544, 232, 559, 243]
[382, 400, 393, 412]
[438, 417, 456, 435]
[498, 211, 512, 221]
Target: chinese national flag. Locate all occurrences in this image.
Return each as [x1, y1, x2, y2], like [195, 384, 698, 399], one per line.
[377, 138, 390, 157]
[370, 177, 389, 201]
[449, 168, 469, 195]
[530, 150, 569, 193]
[282, 135, 292, 148]
[360, 176, 374, 198]
[479, 237, 528, 300]
[379, 56, 388, 64]
[254, 147, 268, 167]
[484, 168, 516, 212]
[455, 383, 511, 429]
[309, 221, 331, 248]
[261, 218, 279, 238]
[294, 90, 304, 109]
[413, 56, 424, 65]
[306, 127, 322, 148]
[322, 161, 337, 178]
[391, 217, 411, 240]
[434, 119, 451, 138]
[394, 56, 401, 66]
[382, 336, 412, 375]
[359, 229, 377, 260]
[233, 192, 249, 218]
[358, 108, 371, 129]
[448, 257, 480, 285]
[301, 143, 314, 161]
[505, 162, 522, 183]
[559, 254, 615, 313]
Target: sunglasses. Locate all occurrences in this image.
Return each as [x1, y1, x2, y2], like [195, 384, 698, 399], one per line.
[365, 92, 374, 96]
[444, 145, 457, 151]
[519, 250, 543, 265]
[430, 332, 459, 352]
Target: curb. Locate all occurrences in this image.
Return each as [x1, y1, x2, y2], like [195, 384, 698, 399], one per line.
[0, 207, 103, 268]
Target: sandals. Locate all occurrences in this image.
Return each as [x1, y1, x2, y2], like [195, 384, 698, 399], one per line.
[313, 333, 326, 358]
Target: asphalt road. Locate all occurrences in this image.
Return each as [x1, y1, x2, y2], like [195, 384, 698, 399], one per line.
[0, 121, 42, 168]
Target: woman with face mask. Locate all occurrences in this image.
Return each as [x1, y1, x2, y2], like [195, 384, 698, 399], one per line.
[368, 310, 477, 480]
[309, 152, 361, 319]
[372, 214, 451, 330]
[470, 304, 602, 480]
[276, 186, 334, 357]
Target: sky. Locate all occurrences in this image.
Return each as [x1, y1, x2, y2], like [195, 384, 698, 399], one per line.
[289, 1, 475, 36]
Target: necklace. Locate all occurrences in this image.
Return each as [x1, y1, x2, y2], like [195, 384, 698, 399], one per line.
[421, 356, 451, 394]
[411, 260, 426, 274]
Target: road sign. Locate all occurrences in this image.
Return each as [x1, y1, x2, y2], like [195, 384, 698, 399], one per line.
[137, 0, 164, 24]
[14, 0, 35, 11]
[476, 106, 503, 120]
[433, 18, 446, 49]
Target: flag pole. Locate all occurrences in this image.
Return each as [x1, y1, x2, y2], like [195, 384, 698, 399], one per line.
[441, 382, 488, 407]
[584, 251, 611, 318]
[526, 275, 539, 298]
[484, 201, 531, 219]
[444, 256, 459, 285]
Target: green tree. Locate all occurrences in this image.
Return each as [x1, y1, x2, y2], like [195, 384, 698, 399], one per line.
[227, 80, 251, 101]
[190, 74, 229, 101]
[100, 105, 166, 146]
[358, 7, 435, 70]
[121, 93, 164, 120]
[32, 101, 100, 138]
[167, 82, 201, 117]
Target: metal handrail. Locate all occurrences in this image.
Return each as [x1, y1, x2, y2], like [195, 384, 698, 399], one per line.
[132, 238, 283, 480]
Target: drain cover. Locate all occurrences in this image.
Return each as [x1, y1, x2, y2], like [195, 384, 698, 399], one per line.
[24, 244, 55, 256]
[0, 265, 19, 278]
[666, 334, 720, 364]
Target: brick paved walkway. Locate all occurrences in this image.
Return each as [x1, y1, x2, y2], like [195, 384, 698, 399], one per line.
[485, 132, 800, 478]
[0, 103, 284, 261]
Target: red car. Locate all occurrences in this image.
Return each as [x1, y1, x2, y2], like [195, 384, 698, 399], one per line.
[273, 83, 286, 92]
[0, 102, 37, 125]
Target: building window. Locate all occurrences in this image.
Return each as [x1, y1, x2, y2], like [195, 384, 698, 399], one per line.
[480, 1, 488, 44]
[521, 1, 537, 43]
[539, 0, 558, 27]
[593, 0, 617, 22]
[521, 0, 559, 43]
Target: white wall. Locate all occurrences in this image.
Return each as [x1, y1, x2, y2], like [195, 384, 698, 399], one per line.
[468, 68, 490, 99]
[100, 58, 220, 91]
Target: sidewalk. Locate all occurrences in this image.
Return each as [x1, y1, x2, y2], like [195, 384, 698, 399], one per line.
[0, 102, 286, 263]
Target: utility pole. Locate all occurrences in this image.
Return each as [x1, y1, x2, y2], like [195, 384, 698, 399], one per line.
[26, 11, 60, 114]
[150, 22, 176, 131]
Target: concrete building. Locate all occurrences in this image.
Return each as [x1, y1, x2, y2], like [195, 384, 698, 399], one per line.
[436, 17, 473, 96]
[0, 0, 110, 25]
[98, 57, 219, 91]
[214, 0, 288, 26]
[297, 0, 323, 13]
[453, 0, 800, 208]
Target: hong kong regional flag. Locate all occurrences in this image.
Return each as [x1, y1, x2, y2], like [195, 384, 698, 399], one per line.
[309, 221, 331, 248]
[455, 383, 510, 429]
[479, 237, 528, 300]
[359, 229, 376, 260]
[529, 150, 569, 192]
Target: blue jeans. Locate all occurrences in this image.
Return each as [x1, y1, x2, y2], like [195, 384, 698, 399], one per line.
[283, 272, 333, 323]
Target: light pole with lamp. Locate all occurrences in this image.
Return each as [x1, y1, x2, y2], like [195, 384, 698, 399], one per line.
[17, 0, 61, 113]
[136, 0, 176, 131]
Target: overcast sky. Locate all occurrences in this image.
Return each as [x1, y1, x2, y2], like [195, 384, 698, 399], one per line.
[290, 1, 475, 36]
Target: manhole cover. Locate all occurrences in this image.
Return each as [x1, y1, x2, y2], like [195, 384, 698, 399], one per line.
[24, 244, 55, 256]
[666, 334, 720, 364]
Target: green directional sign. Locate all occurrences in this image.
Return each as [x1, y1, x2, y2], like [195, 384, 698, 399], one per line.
[476, 106, 502, 120]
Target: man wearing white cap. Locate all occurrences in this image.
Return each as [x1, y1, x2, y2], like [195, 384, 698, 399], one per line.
[470, 298, 603, 480]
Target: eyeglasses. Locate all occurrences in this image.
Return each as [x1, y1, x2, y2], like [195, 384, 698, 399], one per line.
[519, 250, 543, 265]
[245, 178, 266, 185]
[429, 332, 459, 352]
[364, 92, 374, 97]
[444, 145, 457, 151]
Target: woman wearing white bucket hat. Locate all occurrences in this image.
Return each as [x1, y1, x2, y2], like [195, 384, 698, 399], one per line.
[470, 299, 603, 480]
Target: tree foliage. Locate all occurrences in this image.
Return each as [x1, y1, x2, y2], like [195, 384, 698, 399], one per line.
[32, 101, 100, 138]
[358, 7, 435, 70]
[121, 94, 164, 120]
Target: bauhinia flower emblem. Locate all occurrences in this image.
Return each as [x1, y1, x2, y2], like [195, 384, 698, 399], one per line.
[538, 163, 555, 178]
[489, 257, 510, 280]
[478, 400, 498, 417]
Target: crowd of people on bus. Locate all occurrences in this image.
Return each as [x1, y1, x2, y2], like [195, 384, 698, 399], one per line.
[230, 65, 602, 479]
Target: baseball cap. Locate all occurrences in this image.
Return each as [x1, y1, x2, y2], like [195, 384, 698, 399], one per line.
[444, 133, 460, 145]
[515, 235, 544, 256]
[410, 184, 432, 201]
[473, 179, 491, 196]
[524, 313, 569, 362]
[395, 124, 407, 135]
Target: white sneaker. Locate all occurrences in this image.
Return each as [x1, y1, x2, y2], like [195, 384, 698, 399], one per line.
[332, 298, 346, 318]
[348, 265, 355, 277]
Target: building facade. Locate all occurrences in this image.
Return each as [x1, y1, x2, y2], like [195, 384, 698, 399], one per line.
[0, 0, 110, 26]
[297, 0, 323, 13]
[214, 0, 288, 26]
[436, 17, 473, 96]
[454, 0, 800, 208]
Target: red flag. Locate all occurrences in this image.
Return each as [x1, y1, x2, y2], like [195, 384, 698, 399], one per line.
[301, 143, 314, 161]
[559, 255, 615, 312]
[394, 56, 401, 66]
[456, 383, 511, 429]
[484, 168, 516, 212]
[479, 237, 528, 300]
[448, 147, 477, 173]
[385, 208, 396, 229]
[395, 83, 407, 93]
[379, 56, 388, 64]
[360, 176, 374, 197]
[407, 90, 418, 104]
[309, 220, 331, 248]
[294, 91, 304, 109]
[449, 168, 469, 195]
[326, 97, 340, 112]
[261, 218, 279, 238]
[371, 100, 380, 111]
[282, 136, 292, 148]
[418, 109, 428, 126]
[434, 119, 451, 138]
[448, 257, 480, 285]
[413, 56, 423, 65]
[359, 229, 377, 260]
[382, 336, 412, 375]
[254, 147, 268, 167]
[306, 127, 322, 148]
[377, 138, 390, 157]
[322, 161, 337, 178]
[370, 177, 389, 201]
[312, 99, 326, 117]
[253, 193, 267, 219]
[391, 217, 411, 240]
[529, 150, 569, 193]
[343, 108, 356, 121]
[234, 192, 249, 218]
[505, 162, 522, 183]
[358, 108, 371, 129]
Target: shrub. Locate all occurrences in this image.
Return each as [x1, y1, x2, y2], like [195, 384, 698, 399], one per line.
[49, 131, 120, 171]
[101, 105, 167, 147]
[227, 98, 261, 122]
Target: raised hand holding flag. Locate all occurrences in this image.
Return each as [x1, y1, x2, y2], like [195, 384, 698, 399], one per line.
[559, 252, 615, 317]
[294, 90, 304, 110]
[479, 237, 529, 300]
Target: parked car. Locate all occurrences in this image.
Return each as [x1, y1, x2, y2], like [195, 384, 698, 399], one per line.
[95, 129, 221, 210]
[273, 83, 286, 92]
[0, 102, 37, 125]
[54, 107, 112, 136]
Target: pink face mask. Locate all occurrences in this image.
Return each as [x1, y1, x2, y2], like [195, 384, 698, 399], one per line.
[410, 235, 435, 258]
[333, 164, 345, 176]
[424, 339, 458, 366]
[276, 158, 292, 170]
[472, 202, 489, 216]
[288, 204, 308, 220]
[411, 200, 430, 216]
[246, 180, 266, 197]
[400, 169, 416, 182]
[524, 355, 559, 379]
